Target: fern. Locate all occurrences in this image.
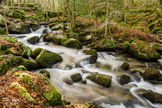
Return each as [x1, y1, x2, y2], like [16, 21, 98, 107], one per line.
[21, 45, 31, 57]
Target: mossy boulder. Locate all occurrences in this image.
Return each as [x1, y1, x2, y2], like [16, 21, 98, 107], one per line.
[83, 49, 98, 63]
[70, 73, 82, 82]
[86, 73, 112, 87]
[43, 83, 62, 105]
[117, 74, 131, 85]
[27, 36, 40, 44]
[8, 22, 31, 34]
[42, 32, 54, 42]
[61, 38, 68, 45]
[0, 54, 23, 75]
[140, 68, 160, 80]
[121, 62, 129, 70]
[128, 40, 160, 61]
[142, 90, 162, 104]
[19, 72, 33, 83]
[31, 47, 43, 59]
[36, 49, 63, 68]
[52, 35, 65, 45]
[21, 59, 40, 70]
[62, 38, 83, 49]
[39, 69, 50, 78]
[11, 83, 38, 104]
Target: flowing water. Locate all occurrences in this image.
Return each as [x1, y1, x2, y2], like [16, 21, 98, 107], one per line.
[10, 26, 162, 108]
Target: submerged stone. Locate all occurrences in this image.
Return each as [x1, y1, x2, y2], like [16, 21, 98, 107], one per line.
[27, 36, 40, 44]
[117, 74, 131, 85]
[140, 68, 160, 80]
[83, 49, 98, 63]
[121, 62, 129, 70]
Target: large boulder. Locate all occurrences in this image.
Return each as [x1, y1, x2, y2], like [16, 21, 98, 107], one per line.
[83, 49, 98, 63]
[36, 49, 63, 68]
[128, 40, 160, 61]
[117, 74, 131, 85]
[52, 35, 66, 45]
[27, 36, 40, 44]
[31, 47, 43, 59]
[142, 90, 162, 104]
[140, 68, 160, 80]
[62, 38, 83, 49]
[86, 73, 112, 87]
[8, 22, 31, 34]
[70, 73, 82, 82]
[21, 58, 40, 70]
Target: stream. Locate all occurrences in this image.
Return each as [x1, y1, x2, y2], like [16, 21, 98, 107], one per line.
[10, 25, 162, 108]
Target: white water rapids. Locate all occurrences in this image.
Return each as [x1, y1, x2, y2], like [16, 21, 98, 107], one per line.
[10, 26, 162, 108]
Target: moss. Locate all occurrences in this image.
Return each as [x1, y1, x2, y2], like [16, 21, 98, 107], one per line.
[81, 80, 87, 84]
[152, 27, 162, 34]
[0, 54, 14, 75]
[51, 24, 63, 31]
[52, 35, 65, 45]
[61, 38, 68, 45]
[141, 68, 160, 80]
[128, 40, 160, 61]
[70, 73, 82, 82]
[95, 74, 111, 87]
[39, 69, 50, 78]
[121, 62, 129, 70]
[31, 47, 43, 59]
[118, 74, 130, 85]
[11, 83, 38, 104]
[86, 73, 111, 87]
[36, 49, 63, 68]
[42, 32, 53, 42]
[12, 65, 27, 71]
[62, 38, 83, 49]
[19, 73, 32, 83]
[43, 83, 62, 105]
[21, 58, 40, 70]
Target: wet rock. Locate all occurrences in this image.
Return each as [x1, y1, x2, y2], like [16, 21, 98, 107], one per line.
[42, 29, 48, 34]
[8, 22, 31, 34]
[62, 38, 83, 49]
[52, 35, 66, 45]
[36, 49, 63, 68]
[83, 49, 98, 63]
[27, 36, 40, 44]
[21, 58, 40, 70]
[142, 90, 162, 104]
[31, 47, 43, 59]
[117, 74, 131, 85]
[70, 73, 82, 82]
[65, 78, 73, 85]
[128, 40, 160, 61]
[86, 73, 112, 87]
[81, 80, 87, 84]
[31, 24, 40, 31]
[121, 62, 129, 70]
[42, 31, 63, 42]
[39, 69, 50, 78]
[140, 68, 160, 80]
